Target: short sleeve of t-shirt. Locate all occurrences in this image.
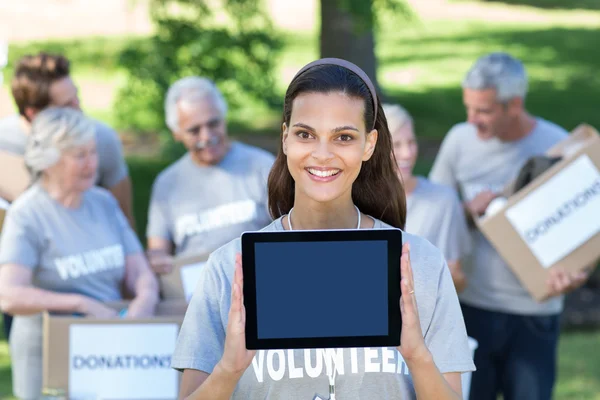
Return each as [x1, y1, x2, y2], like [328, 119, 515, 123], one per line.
[442, 189, 472, 262]
[0, 205, 41, 269]
[94, 121, 129, 189]
[428, 124, 463, 191]
[424, 251, 476, 373]
[170, 251, 228, 373]
[146, 176, 172, 242]
[106, 191, 142, 255]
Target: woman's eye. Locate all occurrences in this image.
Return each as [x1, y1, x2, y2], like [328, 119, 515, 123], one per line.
[296, 131, 311, 140]
[339, 134, 353, 142]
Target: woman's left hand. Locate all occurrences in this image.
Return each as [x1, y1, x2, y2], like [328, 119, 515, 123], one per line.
[396, 243, 431, 364]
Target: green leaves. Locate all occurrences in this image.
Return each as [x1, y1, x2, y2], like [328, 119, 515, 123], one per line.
[114, 0, 283, 151]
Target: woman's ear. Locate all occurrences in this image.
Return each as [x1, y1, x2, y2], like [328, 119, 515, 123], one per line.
[363, 129, 378, 161]
[282, 123, 289, 155]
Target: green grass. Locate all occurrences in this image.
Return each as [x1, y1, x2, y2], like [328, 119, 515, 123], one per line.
[4, 2, 600, 141]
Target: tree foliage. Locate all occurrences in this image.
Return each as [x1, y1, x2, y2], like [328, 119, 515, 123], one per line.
[114, 0, 282, 142]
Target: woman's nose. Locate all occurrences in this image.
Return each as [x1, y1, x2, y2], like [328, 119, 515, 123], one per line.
[311, 140, 334, 162]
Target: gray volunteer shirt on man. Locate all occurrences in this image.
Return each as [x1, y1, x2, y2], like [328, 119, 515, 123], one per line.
[428, 119, 569, 316]
[0, 184, 142, 399]
[171, 217, 476, 399]
[405, 176, 471, 263]
[147, 141, 274, 258]
[0, 114, 129, 188]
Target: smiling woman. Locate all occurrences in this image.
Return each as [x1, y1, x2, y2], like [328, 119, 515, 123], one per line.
[172, 58, 475, 400]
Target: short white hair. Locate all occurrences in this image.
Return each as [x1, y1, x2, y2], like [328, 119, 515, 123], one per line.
[462, 52, 528, 102]
[383, 103, 413, 134]
[25, 107, 95, 180]
[164, 76, 228, 132]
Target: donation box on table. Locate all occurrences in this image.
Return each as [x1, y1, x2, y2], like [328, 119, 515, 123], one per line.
[42, 300, 187, 400]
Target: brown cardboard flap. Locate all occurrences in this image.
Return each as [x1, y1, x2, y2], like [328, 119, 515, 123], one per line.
[42, 300, 187, 396]
[0, 150, 30, 202]
[160, 253, 210, 301]
[547, 124, 598, 158]
[496, 124, 599, 198]
[476, 131, 600, 301]
[0, 208, 5, 234]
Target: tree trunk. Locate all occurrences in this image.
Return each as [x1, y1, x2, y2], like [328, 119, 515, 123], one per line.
[319, 0, 381, 95]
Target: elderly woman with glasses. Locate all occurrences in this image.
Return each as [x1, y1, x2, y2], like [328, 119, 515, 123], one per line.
[0, 107, 158, 400]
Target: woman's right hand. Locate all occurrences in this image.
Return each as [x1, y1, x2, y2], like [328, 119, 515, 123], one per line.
[217, 253, 256, 376]
[79, 296, 119, 319]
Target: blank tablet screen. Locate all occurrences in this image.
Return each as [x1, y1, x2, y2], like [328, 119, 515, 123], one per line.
[242, 228, 402, 350]
[254, 240, 388, 339]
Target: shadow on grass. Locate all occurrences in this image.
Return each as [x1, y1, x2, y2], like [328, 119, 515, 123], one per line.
[4, 36, 147, 77]
[474, 0, 600, 11]
[381, 26, 600, 139]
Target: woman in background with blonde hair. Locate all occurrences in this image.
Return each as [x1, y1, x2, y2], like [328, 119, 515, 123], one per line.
[384, 103, 471, 293]
[0, 107, 158, 400]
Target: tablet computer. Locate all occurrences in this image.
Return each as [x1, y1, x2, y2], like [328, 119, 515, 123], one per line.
[241, 228, 402, 350]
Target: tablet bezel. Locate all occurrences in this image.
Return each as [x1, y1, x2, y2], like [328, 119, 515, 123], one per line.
[241, 228, 402, 350]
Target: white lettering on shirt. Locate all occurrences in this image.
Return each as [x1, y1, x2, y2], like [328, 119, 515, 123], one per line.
[174, 200, 257, 244]
[251, 347, 410, 383]
[54, 245, 124, 281]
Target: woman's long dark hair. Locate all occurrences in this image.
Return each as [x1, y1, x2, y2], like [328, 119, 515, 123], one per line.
[267, 64, 407, 229]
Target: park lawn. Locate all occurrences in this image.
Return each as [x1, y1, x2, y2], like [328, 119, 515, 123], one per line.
[3, 1, 600, 140]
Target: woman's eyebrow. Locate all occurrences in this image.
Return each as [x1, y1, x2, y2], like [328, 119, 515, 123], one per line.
[292, 123, 359, 133]
[292, 123, 315, 131]
[332, 125, 359, 133]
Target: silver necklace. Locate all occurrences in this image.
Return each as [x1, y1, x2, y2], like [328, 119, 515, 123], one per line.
[287, 205, 361, 230]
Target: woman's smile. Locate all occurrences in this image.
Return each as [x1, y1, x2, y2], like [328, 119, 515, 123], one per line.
[305, 166, 342, 182]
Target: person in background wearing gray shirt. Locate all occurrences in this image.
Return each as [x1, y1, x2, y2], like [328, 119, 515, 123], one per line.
[429, 52, 592, 400]
[0, 52, 135, 226]
[0, 52, 137, 340]
[146, 76, 274, 275]
[384, 103, 471, 294]
[172, 58, 475, 400]
[0, 108, 158, 400]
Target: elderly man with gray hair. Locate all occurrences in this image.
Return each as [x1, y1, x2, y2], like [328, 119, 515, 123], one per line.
[429, 52, 591, 399]
[0, 107, 159, 399]
[146, 76, 274, 275]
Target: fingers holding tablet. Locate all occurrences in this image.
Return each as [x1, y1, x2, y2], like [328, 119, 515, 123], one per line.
[220, 253, 256, 376]
[398, 242, 429, 363]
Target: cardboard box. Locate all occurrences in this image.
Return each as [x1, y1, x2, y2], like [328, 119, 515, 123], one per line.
[160, 253, 209, 302]
[475, 124, 600, 302]
[42, 300, 187, 400]
[0, 150, 30, 202]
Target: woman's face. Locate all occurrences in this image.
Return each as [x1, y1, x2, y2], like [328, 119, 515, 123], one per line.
[391, 121, 418, 179]
[47, 139, 98, 193]
[282, 92, 377, 205]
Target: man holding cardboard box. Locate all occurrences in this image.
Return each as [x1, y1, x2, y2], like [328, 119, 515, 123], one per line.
[429, 52, 591, 400]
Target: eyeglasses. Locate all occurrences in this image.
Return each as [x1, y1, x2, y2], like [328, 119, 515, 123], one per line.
[183, 118, 223, 136]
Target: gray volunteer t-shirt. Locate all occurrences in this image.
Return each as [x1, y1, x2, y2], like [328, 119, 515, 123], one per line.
[405, 177, 471, 263]
[429, 118, 569, 316]
[147, 141, 274, 258]
[0, 114, 129, 188]
[0, 183, 142, 399]
[171, 217, 475, 399]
